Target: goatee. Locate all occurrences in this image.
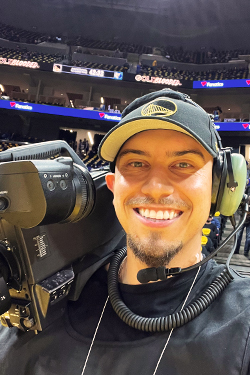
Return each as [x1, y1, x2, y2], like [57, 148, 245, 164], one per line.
[127, 233, 183, 268]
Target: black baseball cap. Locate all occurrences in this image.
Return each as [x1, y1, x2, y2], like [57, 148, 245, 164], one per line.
[98, 89, 220, 169]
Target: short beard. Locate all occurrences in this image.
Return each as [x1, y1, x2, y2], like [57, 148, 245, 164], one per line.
[127, 233, 183, 268]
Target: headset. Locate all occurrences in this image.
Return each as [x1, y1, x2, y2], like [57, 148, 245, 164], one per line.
[185, 94, 247, 218]
[211, 146, 247, 217]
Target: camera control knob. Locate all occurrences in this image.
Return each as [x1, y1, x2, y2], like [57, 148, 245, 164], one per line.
[0, 197, 9, 211]
[47, 180, 55, 191]
[59, 180, 67, 190]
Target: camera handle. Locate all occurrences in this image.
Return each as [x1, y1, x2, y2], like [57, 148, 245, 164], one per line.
[0, 140, 86, 168]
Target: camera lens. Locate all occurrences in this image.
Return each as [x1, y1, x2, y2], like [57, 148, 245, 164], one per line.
[0, 197, 9, 211]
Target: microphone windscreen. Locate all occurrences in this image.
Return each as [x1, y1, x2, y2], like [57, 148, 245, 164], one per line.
[137, 267, 158, 283]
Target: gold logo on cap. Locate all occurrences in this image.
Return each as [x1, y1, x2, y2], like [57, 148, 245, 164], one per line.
[141, 98, 177, 117]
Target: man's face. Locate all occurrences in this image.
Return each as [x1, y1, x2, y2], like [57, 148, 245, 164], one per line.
[106, 129, 213, 267]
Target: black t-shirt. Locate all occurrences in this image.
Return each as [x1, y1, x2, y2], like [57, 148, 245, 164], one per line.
[68, 261, 208, 341]
[1, 260, 250, 375]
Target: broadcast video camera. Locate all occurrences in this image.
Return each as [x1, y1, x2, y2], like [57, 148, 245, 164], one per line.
[0, 141, 125, 333]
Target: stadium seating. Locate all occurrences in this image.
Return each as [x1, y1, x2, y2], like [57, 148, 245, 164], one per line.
[0, 46, 63, 64]
[0, 22, 63, 44]
[70, 59, 128, 72]
[139, 64, 248, 81]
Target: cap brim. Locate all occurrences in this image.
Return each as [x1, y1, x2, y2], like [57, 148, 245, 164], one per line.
[99, 118, 217, 162]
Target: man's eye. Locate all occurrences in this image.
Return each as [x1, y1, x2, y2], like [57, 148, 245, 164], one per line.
[130, 161, 144, 167]
[176, 162, 191, 168]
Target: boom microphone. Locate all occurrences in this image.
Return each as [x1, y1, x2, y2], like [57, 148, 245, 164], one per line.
[137, 266, 182, 283]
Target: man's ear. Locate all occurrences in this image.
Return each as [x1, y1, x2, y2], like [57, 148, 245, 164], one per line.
[105, 173, 115, 193]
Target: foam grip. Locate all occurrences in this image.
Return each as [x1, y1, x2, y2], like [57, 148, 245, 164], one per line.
[218, 153, 247, 216]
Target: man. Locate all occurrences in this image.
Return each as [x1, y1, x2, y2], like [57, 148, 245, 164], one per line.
[234, 196, 250, 256]
[0, 89, 250, 375]
[203, 216, 219, 250]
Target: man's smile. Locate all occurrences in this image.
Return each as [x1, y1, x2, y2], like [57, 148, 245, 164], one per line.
[133, 207, 183, 226]
[136, 208, 182, 220]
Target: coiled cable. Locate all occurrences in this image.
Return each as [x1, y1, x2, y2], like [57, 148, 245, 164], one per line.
[108, 247, 233, 332]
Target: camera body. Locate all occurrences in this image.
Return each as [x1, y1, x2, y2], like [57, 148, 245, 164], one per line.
[0, 141, 125, 332]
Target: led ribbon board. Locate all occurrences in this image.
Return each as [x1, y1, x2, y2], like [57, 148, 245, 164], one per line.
[193, 79, 250, 89]
[0, 100, 122, 122]
[214, 122, 250, 131]
[53, 63, 123, 80]
[0, 57, 40, 69]
[2, 100, 250, 130]
[135, 75, 182, 86]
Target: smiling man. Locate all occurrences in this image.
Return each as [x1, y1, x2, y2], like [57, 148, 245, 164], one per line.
[99, 89, 217, 285]
[104, 129, 213, 283]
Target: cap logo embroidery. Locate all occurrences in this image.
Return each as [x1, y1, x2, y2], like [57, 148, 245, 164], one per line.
[141, 98, 177, 117]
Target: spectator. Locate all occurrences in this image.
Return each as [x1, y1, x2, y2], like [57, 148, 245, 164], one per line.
[152, 59, 157, 72]
[234, 196, 250, 256]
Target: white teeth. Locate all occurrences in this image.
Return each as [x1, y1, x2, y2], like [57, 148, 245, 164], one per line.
[139, 208, 145, 217]
[164, 211, 170, 219]
[149, 210, 156, 219]
[169, 211, 175, 220]
[138, 208, 180, 220]
[156, 211, 164, 219]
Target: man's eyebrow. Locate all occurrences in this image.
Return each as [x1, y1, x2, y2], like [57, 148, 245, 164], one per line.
[169, 150, 205, 160]
[118, 149, 150, 159]
[118, 149, 205, 160]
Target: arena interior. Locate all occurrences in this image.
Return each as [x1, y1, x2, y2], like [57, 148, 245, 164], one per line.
[1, 0, 250, 273]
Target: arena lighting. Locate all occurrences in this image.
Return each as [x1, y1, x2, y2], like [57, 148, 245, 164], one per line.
[87, 131, 94, 145]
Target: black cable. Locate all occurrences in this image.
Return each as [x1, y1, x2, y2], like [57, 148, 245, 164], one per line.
[226, 201, 248, 274]
[108, 247, 233, 332]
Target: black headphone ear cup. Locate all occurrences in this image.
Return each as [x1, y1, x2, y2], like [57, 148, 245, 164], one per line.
[218, 153, 247, 216]
[211, 151, 227, 216]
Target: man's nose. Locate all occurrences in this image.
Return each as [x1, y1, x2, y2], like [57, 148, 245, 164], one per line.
[141, 168, 174, 199]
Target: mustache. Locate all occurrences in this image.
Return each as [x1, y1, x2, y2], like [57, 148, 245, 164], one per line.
[125, 196, 190, 210]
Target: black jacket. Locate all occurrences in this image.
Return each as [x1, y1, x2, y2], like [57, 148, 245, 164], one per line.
[0, 260, 250, 375]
